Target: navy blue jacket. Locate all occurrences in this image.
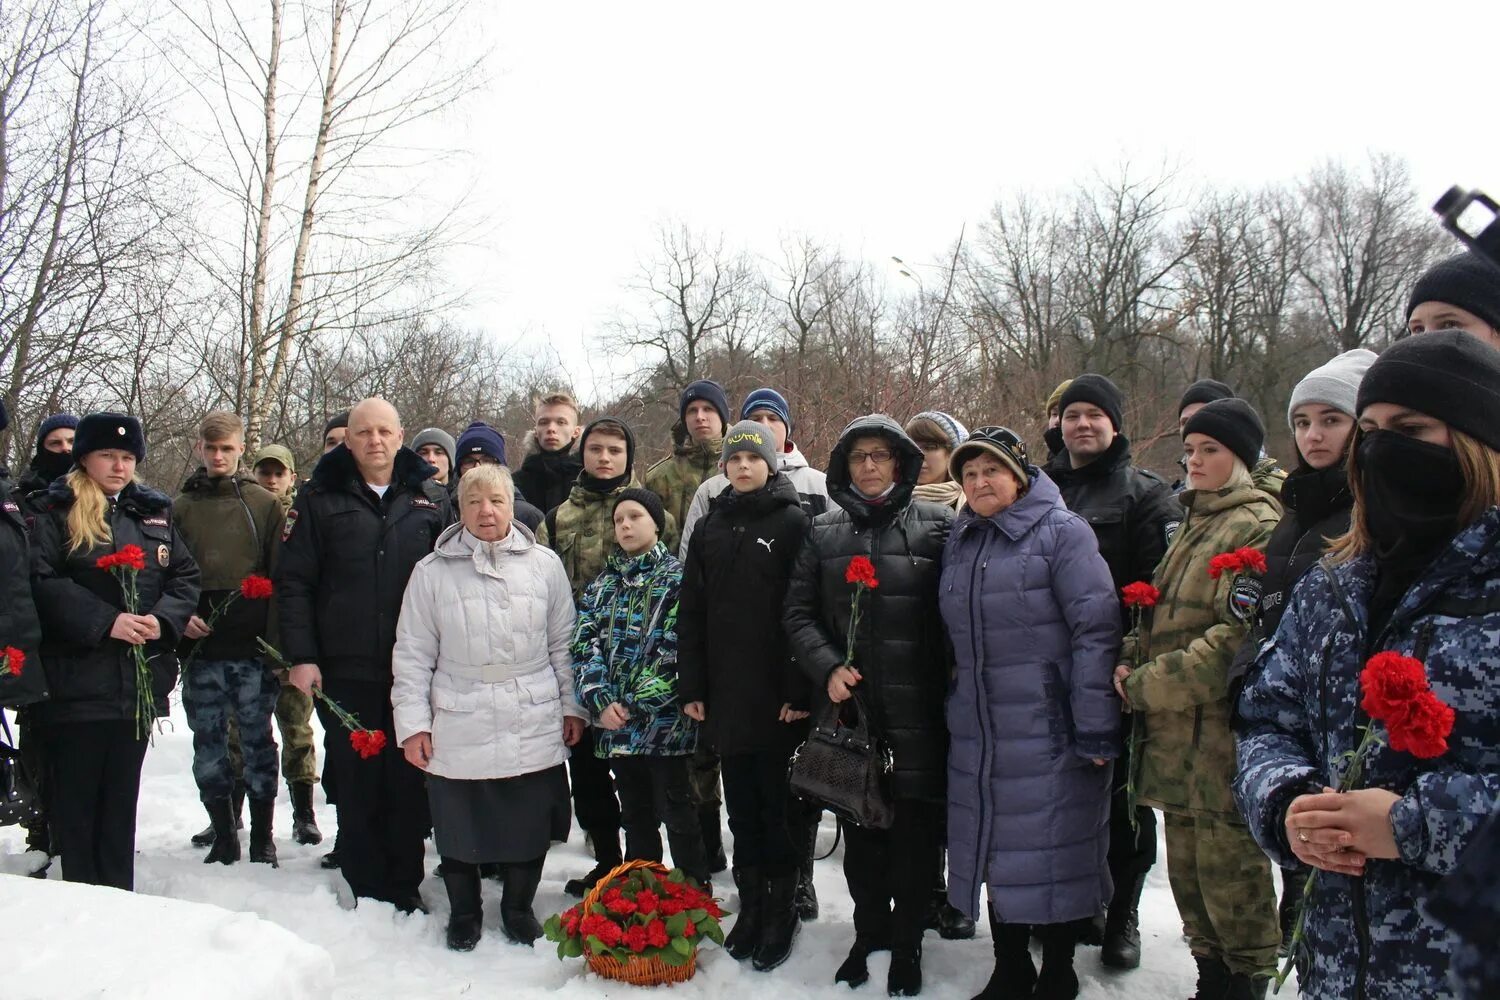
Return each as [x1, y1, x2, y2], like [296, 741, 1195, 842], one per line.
[1234, 508, 1500, 1000]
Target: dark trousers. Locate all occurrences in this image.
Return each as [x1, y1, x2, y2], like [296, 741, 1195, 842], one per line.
[721, 743, 803, 874]
[17, 707, 50, 852]
[182, 658, 280, 803]
[316, 678, 430, 904]
[842, 799, 943, 950]
[1108, 716, 1157, 888]
[569, 727, 621, 850]
[612, 755, 710, 883]
[44, 720, 148, 890]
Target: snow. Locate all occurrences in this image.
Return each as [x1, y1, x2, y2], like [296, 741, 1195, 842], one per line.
[1, 704, 1301, 999]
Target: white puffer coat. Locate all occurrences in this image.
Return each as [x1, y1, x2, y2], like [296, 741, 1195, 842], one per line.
[392, 521, 586, 780]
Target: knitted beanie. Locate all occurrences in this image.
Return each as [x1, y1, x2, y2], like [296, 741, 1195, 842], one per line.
[1406, 252, 1500, 331]
[613, 487, 666, 536]
[1286, 349, 1378, 427]
[1357, 330, 1500, 452]
[455, 421, 507, 466]
[1182, 398, 1265, 471]
[410, 427, 456, 469]
[679, 380, 730, 426]
[740, 387, 793, 434]
[905, 411, 970, 452]
[35, 413, 80, 450]
[1178, 378, 1235, 415]
[1059, 374, 1125, 431]
[722, 420, 779, 469]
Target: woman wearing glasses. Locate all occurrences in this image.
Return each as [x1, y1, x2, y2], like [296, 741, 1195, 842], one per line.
[785, 415, 954, 997]
[1114, 398, 1283, 999]
[939, 427, 1121, 1000]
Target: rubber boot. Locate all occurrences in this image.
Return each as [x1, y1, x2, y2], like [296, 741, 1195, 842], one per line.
[443, 864, 483, 951]
[1191, 955, 1234, 1000]
[1225, 973, 1269, 1000]
[1101, 871, 1146, 969]
[752, 869, 800, 971]
[887, 942, 922, 997]
[248, 797, 278, 867]
[289, 782, 323, 846]
[971, 912, 1036, 999]
[835, 933, 889, 989]
[700, 805, 727, 875]
[1033, 924, 1080, 999]
[202, 798, 240, 865]
[500, 858, 545, 945]
[725, 865, 764, 961]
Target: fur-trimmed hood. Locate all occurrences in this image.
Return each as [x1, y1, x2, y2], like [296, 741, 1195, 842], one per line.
[309, 443, 436, 492]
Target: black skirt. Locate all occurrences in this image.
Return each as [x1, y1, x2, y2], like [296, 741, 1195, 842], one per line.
[426, 764, 571, 864]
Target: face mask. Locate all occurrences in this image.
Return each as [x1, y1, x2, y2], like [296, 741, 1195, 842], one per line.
[1357, 430, 1464, 558]
[30, 447, 74, 486]
[1043, 425, 1064, 456]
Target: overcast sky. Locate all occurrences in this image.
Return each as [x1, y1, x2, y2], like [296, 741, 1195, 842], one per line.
[455, 0, 1500, 393]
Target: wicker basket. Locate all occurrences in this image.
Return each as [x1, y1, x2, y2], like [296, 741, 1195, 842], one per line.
[580, 859, 699, 986]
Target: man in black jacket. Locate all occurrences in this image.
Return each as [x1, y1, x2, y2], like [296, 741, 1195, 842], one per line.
[1043, 374, 1180, 970]
[512, 392, 583, 515]
[278, 397, 451, 910]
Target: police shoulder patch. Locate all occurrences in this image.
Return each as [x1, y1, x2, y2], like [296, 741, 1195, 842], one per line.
[142, 515, 169, 527]
[1229, 575, 1262, 624]
[282, 508, 299, 541]
[1164, 520, 1181, 544]
[410, 497, 438, 510]
[2, 501, 18, 514]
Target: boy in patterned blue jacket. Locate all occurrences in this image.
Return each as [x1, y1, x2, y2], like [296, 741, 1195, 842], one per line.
[573, 488, 710, 885]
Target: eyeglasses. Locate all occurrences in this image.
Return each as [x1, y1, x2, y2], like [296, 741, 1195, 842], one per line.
[848, 449, 896, 466]
[969, 426, 1029, 466]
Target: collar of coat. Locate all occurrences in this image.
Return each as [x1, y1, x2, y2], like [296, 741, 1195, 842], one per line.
[606, 540, 675, 585]
[308, 443, 436, 494]
[42, 476, 171, 515]
[1044, 432, 1133, 483]
[179, 467, 262, 496]
[1176, 481, 1274, 517]
[432, 519, 539, 562]
[956, 466, 1060, 542]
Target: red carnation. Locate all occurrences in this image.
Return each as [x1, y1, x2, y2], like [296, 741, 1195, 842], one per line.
[239, 574, 274, 600]
[3, 646, 23, 677]
[605, 894, 637, 916]
[624, 924, 649, 953]
[646, 918, 669, 948]
[1360, 652, 1431, 726]
[349, 729, 386, 759]
[658, 897, 684, 916]
[634, 889, 659, 915]
[1207, 551, 1243, 580]
[681, 919, 697, 937]
[845, 555, 879, 589]
[1388, 691, 1456, 759]
[1120, 582, 1160, 608]
[592, 916, 622, 948]
[118, 544, 147, 571]
[561, 906, 582, 937]
[1234, 547, 1268, 575]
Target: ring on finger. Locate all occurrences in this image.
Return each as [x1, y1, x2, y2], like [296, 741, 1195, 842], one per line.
[1298, 830, 1309, 844]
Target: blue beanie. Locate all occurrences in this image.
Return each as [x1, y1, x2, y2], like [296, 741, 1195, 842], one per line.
[740, 387, 793, 435]
[35, 413, 79, 450]
[74, 412, 146, 463]
[679, 380, 730, 426]
[455, 421, 507, 466]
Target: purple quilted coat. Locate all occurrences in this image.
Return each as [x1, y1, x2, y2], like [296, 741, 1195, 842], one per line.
[940, 468, 1122, 925]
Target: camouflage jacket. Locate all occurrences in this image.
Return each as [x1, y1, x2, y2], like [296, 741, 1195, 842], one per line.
[1120, 482, 1279, 818]
[1252, 455, 1286, 503]
[539, 478, 679, 604]
[644, 436, 721, 534]
[1234, 507, 1500, 1000]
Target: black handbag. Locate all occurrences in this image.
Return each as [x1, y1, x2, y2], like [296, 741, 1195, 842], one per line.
[787, 690, 895, 830]
[1, 713, 42, 828]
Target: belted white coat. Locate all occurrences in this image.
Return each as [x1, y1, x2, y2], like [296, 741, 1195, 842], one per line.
[392, 520, 586, 780]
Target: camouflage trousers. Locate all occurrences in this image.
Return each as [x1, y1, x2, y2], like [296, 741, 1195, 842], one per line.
[182, 659, 281, 803]
[222, 683, 319, 787]
[1163, 811, 1281, 977]
[687, 744, 721, 809]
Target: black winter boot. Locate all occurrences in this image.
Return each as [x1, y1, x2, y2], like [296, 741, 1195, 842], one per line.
[320, 831, 341, 869]
[835, 933, 889, 988]
[699, 805, 727, 875]
[289, 782, 322, 846]
[1190, 955, 1234, 1000]
[248, 798, 278, 867]
[500, 858, 545, 945]
[887, 943, 922, 997]
[1102, 871, 1146, 969]
[191, 787, 244, 847]
[725, 866, 764, 961]
[1225, 973, 1269, 1000]
[1033, 924, 1080, 1000]
[795, 812, 820, 921]
[190, 817, 217, 848]
[442, 864, 483, 952]
[935, 894, 977, 940]
[202, 798, 240, 865]
[564, 829, 621, 896]
[971, 917, 1036, 1000]
[752, 869, 800, 971]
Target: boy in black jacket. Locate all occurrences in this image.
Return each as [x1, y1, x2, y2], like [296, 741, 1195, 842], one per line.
[678, 420, 811, 973]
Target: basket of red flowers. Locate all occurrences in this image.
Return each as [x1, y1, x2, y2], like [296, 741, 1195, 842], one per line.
[542, 859, 725, 985]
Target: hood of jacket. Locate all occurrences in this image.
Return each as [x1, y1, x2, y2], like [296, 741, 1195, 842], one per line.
[432, 519, 539, 567]
[309, 443, 436, 493]
[956, 466, 1062, 542]
[826, 414, 924, 523]
[179, 467, 261, 497]
[710, 470, 802, 518]
[1044, 432, 1134, 485]
[780, 443, 811, 472]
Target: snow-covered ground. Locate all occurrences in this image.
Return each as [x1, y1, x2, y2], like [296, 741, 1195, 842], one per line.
[2, 703, 1300, 999]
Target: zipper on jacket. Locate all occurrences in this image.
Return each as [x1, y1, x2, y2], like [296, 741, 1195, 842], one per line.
[968, 530, 993, 898]
[231, 477, 261, 553]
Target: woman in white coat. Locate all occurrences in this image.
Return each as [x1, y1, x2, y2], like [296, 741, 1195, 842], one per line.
[392, 463, 587, 951]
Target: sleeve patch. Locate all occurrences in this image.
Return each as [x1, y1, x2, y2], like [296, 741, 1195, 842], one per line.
[1230, 576, 1262, 623]
[1164, 520, 1181, 545]
[282, 508, 299, 541]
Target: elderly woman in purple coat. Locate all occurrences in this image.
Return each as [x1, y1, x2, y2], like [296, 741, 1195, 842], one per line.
[938, 427, 1122, 1000]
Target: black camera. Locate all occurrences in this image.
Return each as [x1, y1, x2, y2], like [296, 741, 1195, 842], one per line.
[1434, 186, 1500, 270]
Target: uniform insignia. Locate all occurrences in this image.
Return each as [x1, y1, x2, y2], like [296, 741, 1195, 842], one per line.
[156, 544, 171, 567]
[282, 508, 299, 541]
[1164, 520, 1181, 544]
[2, 501, 17, 513]
[143, 515, 169, 527]
[1229, 576, 1261, 623]
[410, 497, 437, 510]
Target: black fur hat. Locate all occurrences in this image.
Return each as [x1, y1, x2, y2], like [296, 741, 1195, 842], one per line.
[74, 412, 146, 463]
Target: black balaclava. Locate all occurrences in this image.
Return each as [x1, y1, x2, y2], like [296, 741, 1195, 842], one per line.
[1358, 430, 1464, 561]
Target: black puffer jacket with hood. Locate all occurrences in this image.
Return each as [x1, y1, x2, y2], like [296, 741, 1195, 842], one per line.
[783, 415, 954, 802]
